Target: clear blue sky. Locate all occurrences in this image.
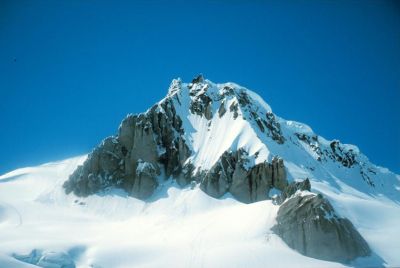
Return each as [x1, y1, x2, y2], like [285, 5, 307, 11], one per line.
[0, 0, 399, 174]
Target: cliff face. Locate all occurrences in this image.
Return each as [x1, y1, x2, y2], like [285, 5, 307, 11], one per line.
[64, 96, 190, 199]
[200, 150, 287, 203]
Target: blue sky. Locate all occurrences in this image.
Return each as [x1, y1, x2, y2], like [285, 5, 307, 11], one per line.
[0, 0, 399, 174]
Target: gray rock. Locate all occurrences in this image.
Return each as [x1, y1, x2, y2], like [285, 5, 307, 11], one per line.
[329, 140, 356, 168]
[272, 193, 371, 263]
[204, 101, 213, 120]
[175, 162, 195, 187]
[132, 160, 158, 200]
[200, 150, 236, 198]
[200, 150, 288, 203]
[295, 133, 323, 161]
[263, 112, 285, 144]
[237, 91, 252, 107]
[63, 94, 190, 200]
[218, 101, 226, 117]
[191, 74, 204, 84]
[276, 178, 311, 204]
[189, 91, 213, 120]
[229, 102, 239, 119]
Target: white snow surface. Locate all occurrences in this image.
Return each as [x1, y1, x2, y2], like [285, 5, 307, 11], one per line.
[1, 156, 399, 268]
[1, 78, 399, 267]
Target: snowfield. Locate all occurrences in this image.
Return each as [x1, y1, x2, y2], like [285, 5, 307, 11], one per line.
[0, 156, 399, 268]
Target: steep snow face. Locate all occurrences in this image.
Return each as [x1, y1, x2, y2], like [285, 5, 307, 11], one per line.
[168, 78, 275, 170]
[162, 77, 400, 202]
[0, 157, 399, 268]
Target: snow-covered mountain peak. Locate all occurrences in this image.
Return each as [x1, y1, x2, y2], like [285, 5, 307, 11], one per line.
[1, 76, 400, 268]
[138, 76, 400, 208]
[159, 76, 399, 201]
[167, 75, 272, 112]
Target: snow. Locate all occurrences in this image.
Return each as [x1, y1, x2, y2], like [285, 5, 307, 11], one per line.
[1, 78, 399, 267]
[0, 157, 342, 267]
[136, 160, 154, 174]
[0, 156, 399, 268]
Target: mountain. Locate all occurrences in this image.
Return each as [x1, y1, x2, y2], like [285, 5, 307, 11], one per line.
[1, 75, 399, 268]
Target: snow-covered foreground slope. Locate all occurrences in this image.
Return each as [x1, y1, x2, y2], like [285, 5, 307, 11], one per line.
[0, 156, 399, 268]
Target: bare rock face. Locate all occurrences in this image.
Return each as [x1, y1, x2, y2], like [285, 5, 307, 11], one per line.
[132, 160, 158, 200]
[200, 149, 288, 203]
[272, 193, 371, 263]
[189, 87, 213, 120]
[63, 95, 190, 199]
[218, 100, 226, 117]
[274, 178, 311, 204]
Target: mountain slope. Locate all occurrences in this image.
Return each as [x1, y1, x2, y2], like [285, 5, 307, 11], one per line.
[1, 76, 399, 267]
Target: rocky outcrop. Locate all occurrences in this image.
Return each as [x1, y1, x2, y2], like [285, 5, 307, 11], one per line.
[218, 101, 226, 117]
[272, 192, 371, 263]
[295, 133, 323, 161]
[295, 134, 358, 168]
[132, 160, 158, 200]
[63, 94, 191, 199]
[250, 111, 285, 144]
[229, 101, 239, 119]
[273, 178, 311, 204]
[188, 75, 213, 120]
[200, 149, 288, 203]
[328, 140, 357, 167]
[264, 112, 285, 144]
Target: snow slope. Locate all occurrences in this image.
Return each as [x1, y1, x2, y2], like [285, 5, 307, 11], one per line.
[0, 156, 399, 268]
[1, 78, 399, 267]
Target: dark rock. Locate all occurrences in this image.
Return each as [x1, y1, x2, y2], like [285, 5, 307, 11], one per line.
[229, 102, 239, 119]
[328, 140, 357, 168]
[200, 150, 288, 203]
[255, 118, 265, 132]
[132, 160, 158, 200]
[295, 133, 323, 161]
[277, 178, 311, 203]
[189, 90, 213, 120]
[237, 91, 251, 107]
[263, 112, 285, 144]
[218, 101, 226, 117]
[272, 193, 371, 263]
[176, 162, 195, 187]
[192, 74, 204, 84]
[200, 151, 236, 198]
[63, 96, 190, 200]
[204, 101, 213, 120]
